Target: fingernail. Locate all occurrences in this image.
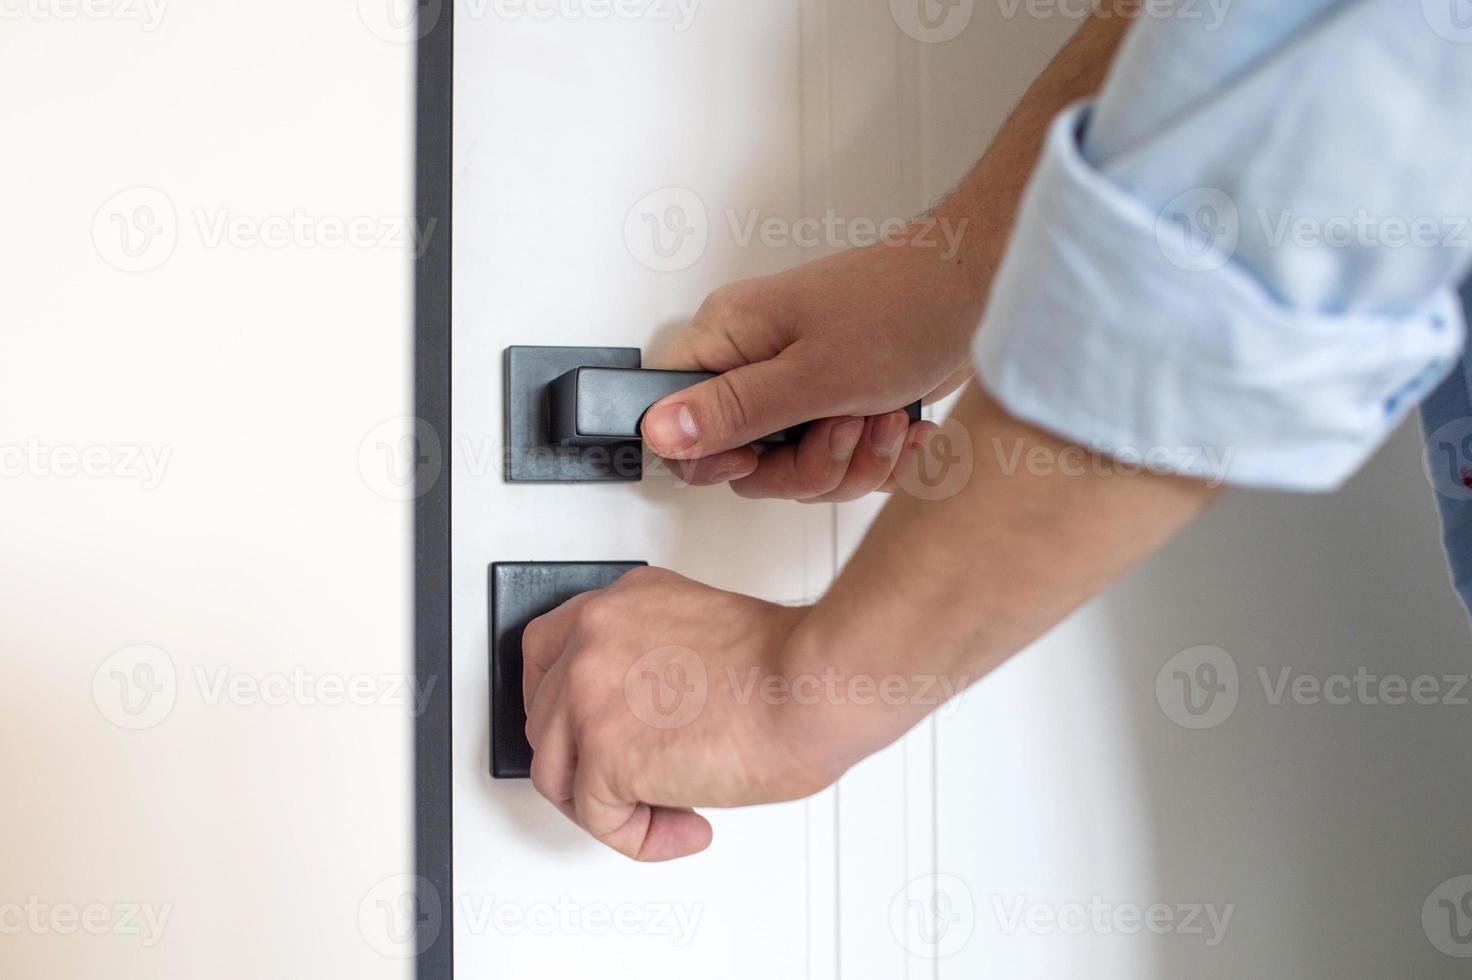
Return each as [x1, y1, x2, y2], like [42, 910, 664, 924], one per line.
[644, 402, 699, 452]
[831, 419, 865, 460]
[871, 411, 909, 459]
[711, 460, 757, 484]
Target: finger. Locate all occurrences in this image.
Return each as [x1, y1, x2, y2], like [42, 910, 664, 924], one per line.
[807, 411, 912, 503]
[728, 416, 865, 500]
[641, 352, 847, 460]
[649, 289, 772, 373]
[528, 690, 577, 809]
[524, 651, 568, 752]
[573, 765, 714, 862]
[521, 592, 593, 733]
[650, 447, 760, 487]
[878, 421, 940, 492]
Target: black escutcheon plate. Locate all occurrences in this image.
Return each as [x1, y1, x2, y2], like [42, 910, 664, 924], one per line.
[489, 561, 646, 778]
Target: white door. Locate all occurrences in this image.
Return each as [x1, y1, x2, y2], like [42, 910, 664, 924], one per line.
[451, 7, 836, 976]
[446, 3, 1076, 977]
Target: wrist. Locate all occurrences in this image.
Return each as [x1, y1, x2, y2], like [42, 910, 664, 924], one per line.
[903, 200, 996, 366]
[768, 609, 929, 791]
[927, 199, 996, 308]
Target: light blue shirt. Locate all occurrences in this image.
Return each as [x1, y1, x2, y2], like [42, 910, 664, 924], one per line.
[973, 0, 1472, 607]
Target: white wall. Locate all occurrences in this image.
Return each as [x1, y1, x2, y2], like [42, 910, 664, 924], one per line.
[0, 5, 416, 979]
[936, 419, 1472, 979]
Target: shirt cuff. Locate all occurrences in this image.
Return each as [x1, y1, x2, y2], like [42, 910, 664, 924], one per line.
[973, 104, 1466, 492]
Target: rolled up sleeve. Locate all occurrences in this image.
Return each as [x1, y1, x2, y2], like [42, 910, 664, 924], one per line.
[973, 0, 1472, 491]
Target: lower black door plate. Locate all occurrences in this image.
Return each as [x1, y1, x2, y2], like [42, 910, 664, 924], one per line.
[489, 561, 646, 779]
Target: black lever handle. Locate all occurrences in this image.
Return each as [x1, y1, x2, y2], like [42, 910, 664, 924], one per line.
[505, 346, 924, 483]
[548, 366, 922, 448]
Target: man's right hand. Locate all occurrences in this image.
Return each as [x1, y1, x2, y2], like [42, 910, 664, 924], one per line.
[640, 220, 988, 501]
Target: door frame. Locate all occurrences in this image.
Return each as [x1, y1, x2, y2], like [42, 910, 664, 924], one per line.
[415, 3, 454, 978]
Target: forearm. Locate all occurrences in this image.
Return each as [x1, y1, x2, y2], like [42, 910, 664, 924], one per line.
[765, 12, 1159, 776]
[930, 4, 1138, 336]
[783, 384, 1217, 778]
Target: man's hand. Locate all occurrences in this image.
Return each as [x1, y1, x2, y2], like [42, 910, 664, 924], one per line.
[520, 567, 836, 862]
[637, 1, 1138, 502]
[640, 230, 986, 500]
[517, 10, 1159, 861]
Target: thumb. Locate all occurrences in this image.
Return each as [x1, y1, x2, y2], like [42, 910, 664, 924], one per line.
[641, 356, 835, 459]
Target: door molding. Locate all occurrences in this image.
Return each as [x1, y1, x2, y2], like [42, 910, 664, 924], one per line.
[415, 3, 454, 978]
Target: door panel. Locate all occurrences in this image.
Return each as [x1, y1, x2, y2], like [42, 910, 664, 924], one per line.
[448, 3, 1075, 976]
[452, 4, 837, 977]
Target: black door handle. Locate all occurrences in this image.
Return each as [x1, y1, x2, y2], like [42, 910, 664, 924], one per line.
[549, 366, 919, 448]
[506, 345, 921, 482]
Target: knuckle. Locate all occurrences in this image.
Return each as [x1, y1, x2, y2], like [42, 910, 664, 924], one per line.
[700, 279, 757, 319]
[521, 614, 551, 652]
[572, 723, 628, 791]
[528, 758, 557, 799]
[564, 651, 611, 707]
[576, 594, 625, 633]
[572, 710, 618, 750]
[732, 482, 776, 500]
[800, 460, 847, 500]
[805, 482, 853, 504]
[705, 373, 755, 441]
[616, 565, 664, 589]
[845, 455, 892, 497]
